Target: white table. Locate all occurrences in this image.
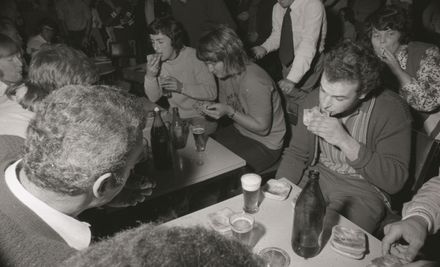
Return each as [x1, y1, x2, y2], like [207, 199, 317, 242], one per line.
[145, 136, 246, 199]
[164, 178, 382, 267]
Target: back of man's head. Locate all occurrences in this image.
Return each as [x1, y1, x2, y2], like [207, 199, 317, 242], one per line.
[324, 40, 381, 96]
[62, 224, 265, 267]
[23, 84, 145, 196]
[28, 44, 99, 94]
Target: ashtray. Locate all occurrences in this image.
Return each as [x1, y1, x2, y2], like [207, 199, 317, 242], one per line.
[258, 247, 290, 267]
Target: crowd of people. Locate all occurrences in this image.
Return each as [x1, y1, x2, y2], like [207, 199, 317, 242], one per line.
[0, 0, 440, 266]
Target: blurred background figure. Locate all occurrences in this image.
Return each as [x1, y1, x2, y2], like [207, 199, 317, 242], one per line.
[26, 18, 57, 57]
[55, 0, 92, 51]
[61, 224, 265, 267]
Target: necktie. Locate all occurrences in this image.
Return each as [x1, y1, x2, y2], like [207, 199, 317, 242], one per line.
[279, 7, 294, 67]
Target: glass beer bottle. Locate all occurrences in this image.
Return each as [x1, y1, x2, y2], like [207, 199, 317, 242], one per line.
[292, 170, 326, 258]
[151, 107, 172, 170]
[170, 107, 187, 149]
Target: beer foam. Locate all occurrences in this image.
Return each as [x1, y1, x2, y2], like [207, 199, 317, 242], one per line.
[230, 217, 253, 233]
[192, 127, 205, 134]
[241, 173, 261, 191]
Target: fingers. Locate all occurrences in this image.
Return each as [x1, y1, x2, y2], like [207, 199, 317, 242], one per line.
[382, 224, 402, 255]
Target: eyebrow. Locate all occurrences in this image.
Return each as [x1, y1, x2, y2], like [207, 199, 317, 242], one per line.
[320, 85, 348, 98]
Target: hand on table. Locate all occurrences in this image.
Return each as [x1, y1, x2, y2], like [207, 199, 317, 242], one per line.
[159, 76, 183, 93]
[382, 216, 429, 263]
[203, 103, 234, 119]
[105, 186, 154, 208]
[146, 53, 161, 78]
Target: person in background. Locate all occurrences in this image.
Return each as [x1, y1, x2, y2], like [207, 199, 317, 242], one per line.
[26, 18, 56, 57]
[0, 85, 148, 267]
[252, 0, 327, 126]
[0, 34, 23, 103]
[197, 25, 286, 173]
[55, 0, 92, 51]
[367, 6, 440, 140]
[382, 175, 440, 264]
[61, 224, 265, 267]
[0, 17, 24, 49]
[276, 40, 412, 233]
[144, 17, 217, 134]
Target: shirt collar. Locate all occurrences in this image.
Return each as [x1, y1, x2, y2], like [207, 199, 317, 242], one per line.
[5, 160, 91, 250]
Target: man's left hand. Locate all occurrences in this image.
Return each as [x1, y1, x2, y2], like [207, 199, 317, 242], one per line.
[306, 115, 348, 147]
[105, 187, 154, 208]
[278, 79, 296, 95]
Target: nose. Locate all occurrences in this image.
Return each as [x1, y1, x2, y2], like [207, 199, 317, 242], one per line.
[321, 95, 332, 110]
[380, 34, 386, 44]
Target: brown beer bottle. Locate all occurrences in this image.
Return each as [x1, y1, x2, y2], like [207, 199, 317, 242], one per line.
[292, 170, 326, 258]
[170, 107, 187, 149]
[151, 107, 172, 170]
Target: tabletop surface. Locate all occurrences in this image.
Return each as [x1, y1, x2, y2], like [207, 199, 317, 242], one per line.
[164, 178, 382, 267]
[144, 136, 246, 199]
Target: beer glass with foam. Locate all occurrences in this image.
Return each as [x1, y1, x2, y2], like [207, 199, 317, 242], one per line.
[241, 173, 261, 214]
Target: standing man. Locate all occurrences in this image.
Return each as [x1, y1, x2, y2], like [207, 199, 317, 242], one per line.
[252, 0, 326, 125]
[276, 41, 412, 233]
[0, 85, 148, 266]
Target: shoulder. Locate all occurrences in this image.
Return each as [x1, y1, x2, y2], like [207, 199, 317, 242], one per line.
[301, 0, 325, 11]
[372, 89, 412, 120]
[181, 47, 204, 63]
[240, 63, 274, 91]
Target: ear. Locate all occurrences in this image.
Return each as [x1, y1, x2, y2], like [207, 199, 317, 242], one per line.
[359, 93, 367, 100]
[92, 173, 113, 198]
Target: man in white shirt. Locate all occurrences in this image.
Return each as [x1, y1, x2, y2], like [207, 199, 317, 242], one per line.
[252, 0, 326, 124]
[0, 84, 148, 266]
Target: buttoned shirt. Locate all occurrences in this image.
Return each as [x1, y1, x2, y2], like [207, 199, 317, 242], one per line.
[261, 0, 326, 83]
[5, 160, 91, 250]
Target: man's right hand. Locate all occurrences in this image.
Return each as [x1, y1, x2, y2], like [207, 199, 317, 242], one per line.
[251, 46, 267, 60]
[146, 53, 161, 78]
[382, 216, 429, 263]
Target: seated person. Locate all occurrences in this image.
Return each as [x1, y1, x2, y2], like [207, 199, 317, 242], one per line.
[61, 224, 264, 267]
[276, 40, 412, 233]
[0, 43, 99, 163]
[26, 18, 56, 57]
[382, 175, 440, 264]
[144, 17, 217, 134]
[196, 25, 286, 173]
[0, 85, 147, 267]
[366, 6, 440, 140]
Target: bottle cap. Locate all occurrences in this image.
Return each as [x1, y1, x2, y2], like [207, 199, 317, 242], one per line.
[154, 107, 160, 112]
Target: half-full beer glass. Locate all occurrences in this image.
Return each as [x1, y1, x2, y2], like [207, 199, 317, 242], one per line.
[241, 173, 261, 214]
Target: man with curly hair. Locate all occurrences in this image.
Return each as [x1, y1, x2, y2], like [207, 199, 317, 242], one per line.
[276, 40, 412, 233]
[0, 85, 146, 266]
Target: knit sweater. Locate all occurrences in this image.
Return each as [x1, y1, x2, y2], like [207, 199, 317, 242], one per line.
[0, 160, 75, 267]
[276, 88, 412, 195]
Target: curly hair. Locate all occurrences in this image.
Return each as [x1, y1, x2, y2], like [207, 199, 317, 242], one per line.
[61, 224, 265, 267]
[148, 17, 185, 52]
[324, 40, 381, 95]
[197, 25, 249, 76]
[28, 44, 99, 94]
[365, 5, 412, 45]
[23, 85, 145, 196]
